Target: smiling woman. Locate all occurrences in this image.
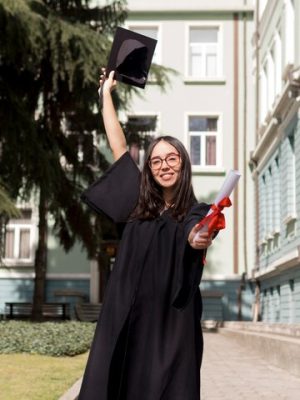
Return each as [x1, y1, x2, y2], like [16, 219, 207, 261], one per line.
[132, 135, 195, 221]
[78, 69, 215, 400]
[149, 143, 181, 187]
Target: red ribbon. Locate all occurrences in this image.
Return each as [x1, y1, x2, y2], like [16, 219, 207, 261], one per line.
[197, 197, 232, 236]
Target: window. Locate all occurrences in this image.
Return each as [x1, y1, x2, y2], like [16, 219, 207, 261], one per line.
[274, 30, 282, 96]
[188, 116, 218, 167]
[273, 156, 281, 232]
[125, 115, 158, 168]
[260, 63, 268, 124]
[129, 25, 160, 64]
[259, 25, 282, 124]
[4, 209, 34, 263]
[266, 166, 273, 235]
[259, 174, 267, 244]
[188, 26, 221, 79]
[285, 0, 295, 65]
[259, 0, 268, 19]
[285, 132, 296, 218]
[267, 52, 275, 110]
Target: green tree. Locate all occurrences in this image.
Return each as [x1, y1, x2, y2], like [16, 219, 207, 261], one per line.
[0, 0, 170, 320]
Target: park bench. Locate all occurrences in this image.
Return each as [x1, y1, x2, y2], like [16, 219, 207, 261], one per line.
[74, 303, 102, 322]
[4, 302, 70, 320]
[201, 290, 224, 322]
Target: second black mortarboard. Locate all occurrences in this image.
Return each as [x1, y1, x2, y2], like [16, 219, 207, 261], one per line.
[106, 26, 157, 89]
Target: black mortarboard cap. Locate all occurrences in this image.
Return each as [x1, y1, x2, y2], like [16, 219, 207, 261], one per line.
[106, 27, 157, 89]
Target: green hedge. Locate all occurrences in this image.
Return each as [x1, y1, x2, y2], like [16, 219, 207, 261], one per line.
[0, 321, 96, 357]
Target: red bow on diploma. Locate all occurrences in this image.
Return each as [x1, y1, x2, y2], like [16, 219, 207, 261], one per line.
[197, 197, 232, 236]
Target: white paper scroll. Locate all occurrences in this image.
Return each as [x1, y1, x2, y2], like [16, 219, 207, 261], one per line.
[193, 169, 241, 242]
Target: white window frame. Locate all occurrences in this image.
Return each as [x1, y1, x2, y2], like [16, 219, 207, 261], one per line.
[274, 29, 282, 97]
[273, 154, 281, 234]
[3, 210, 36, 266]
[259, 0, 268, 19]
[260, 61, 268, 124]
[125, 22, 162, 65]
[283, 130, 297, 223]
[267, 52, 275, 110]
[259, 21, 282, 125]
[284, 0, 295, 66]
[259, 174, 267, 244]
[126, 112, 160, 169]
[185, 22, 224, 82]
[185, 112, 223, 173]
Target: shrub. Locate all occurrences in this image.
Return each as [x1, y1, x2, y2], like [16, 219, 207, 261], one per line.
[0, 321, 96, 357]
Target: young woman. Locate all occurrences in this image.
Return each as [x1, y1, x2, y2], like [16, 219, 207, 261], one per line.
[79, 70, 214, 400]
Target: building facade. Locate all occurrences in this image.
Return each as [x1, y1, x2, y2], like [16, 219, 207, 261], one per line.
[0, 0, 256, 321]
[251, 0, 300, 322]
[125, 0, 255, 320]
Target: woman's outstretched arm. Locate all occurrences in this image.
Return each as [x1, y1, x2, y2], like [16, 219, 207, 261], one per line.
[100, 69, 127, 161]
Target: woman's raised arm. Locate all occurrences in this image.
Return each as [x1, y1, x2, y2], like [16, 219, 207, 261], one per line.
[100, 69, 127, 161]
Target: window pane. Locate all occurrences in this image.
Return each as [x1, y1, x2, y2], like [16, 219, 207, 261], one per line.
[206, 136, 216, 165]
[189, 117, 204, 131]
[19, 229, 30, 259]
[9, 209, 32, 224]
[206, 54, 217, 76]
[131, 27, 158, 40]
[190, 28, 218, 43]
[127, 116, 157, 133]
[207, 118, 217, 131]
[190, 54, 202, 76]
[5, 229, 14, 258]
[189, 117, 217, 131]
[190, 136, 201, 165]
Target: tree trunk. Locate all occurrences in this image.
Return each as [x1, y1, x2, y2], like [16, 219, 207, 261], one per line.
[32, 187, 48, 321]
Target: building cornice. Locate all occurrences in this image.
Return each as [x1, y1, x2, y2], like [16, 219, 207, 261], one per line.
[258, 0, 282, 41]
[251, 79, 299, 169]
[253, 247, 300, 280]
[127, 0, 254, 13]
[129, 9, 254, 18]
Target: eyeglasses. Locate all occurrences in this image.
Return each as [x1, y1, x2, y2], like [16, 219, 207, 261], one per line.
[149, 153, 181, 170]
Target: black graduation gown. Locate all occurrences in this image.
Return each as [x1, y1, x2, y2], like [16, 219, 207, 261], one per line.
[79, 152, 210, 400]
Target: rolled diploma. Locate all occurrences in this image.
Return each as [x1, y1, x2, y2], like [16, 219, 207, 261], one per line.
[193, 169, 241, 242]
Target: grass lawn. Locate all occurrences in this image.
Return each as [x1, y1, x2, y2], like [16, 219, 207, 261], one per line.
[0, 351, 88, 400]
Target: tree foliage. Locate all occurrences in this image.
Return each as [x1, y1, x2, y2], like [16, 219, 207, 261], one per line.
[0, 0, 127, 255]
[0, 0, 171, 318]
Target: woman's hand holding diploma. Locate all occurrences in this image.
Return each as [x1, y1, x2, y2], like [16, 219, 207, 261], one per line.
[188, 225, 213, 250]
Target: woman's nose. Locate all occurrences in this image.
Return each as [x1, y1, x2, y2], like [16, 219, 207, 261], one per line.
[161, 159, 170, 169]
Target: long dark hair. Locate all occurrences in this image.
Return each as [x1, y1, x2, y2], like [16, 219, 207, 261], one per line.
[131, 136, 196, 221]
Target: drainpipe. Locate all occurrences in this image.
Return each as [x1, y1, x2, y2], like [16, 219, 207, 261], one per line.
[253, 0, 261, 321]
[233, 13, 239, 276]
[236, 9, 249, 321]
[243, 11, 248, 277]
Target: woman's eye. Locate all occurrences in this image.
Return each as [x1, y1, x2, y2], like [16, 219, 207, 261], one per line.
[152, 159, 161, 166]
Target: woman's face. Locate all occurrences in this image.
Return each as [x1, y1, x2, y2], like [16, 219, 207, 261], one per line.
[149, 140, 182, 191]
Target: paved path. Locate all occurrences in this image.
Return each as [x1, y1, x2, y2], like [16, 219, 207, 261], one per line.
[201, 332, 300, 400]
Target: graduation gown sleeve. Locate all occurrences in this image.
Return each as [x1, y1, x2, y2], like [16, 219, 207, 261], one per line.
[81, 152, 141, 223]
[172, 203, 211, 310]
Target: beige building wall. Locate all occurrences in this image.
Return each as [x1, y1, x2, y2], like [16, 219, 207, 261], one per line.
[125, 0, 255, 279]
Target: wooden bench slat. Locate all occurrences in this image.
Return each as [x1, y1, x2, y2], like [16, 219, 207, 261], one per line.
[75, 303, 102, 322]
[4, 302, 70, 320]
